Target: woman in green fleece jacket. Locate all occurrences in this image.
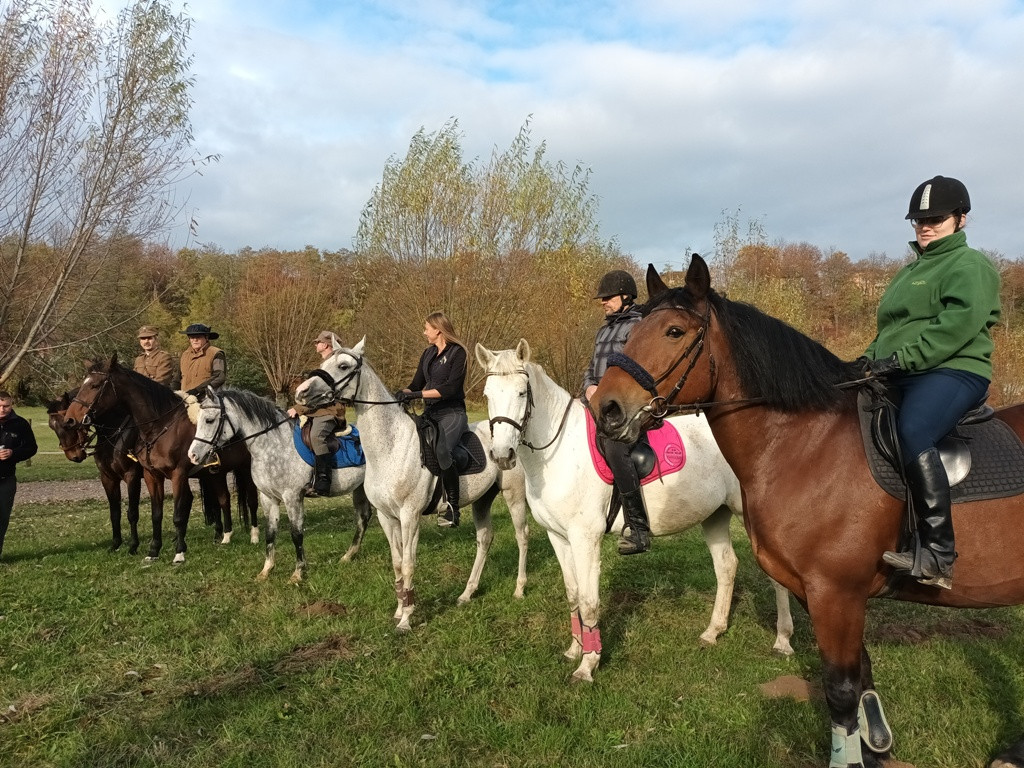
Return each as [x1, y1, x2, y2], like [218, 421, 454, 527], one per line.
[863, 175, 1001, 589]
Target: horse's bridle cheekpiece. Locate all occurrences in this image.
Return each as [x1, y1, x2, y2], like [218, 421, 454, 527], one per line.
[607, 302, 714, 419]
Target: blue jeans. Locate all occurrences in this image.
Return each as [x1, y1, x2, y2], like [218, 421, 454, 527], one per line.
[891, 368, 989, 460]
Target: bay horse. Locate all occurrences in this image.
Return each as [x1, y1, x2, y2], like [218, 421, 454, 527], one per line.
[63, 355, 259, 564]
[47, 389, 144, 553]
[476, 340, 793, 681]
[593, 255, 1024, 768]
[186, 387, 373, 582]
[293, 337, 530, 632]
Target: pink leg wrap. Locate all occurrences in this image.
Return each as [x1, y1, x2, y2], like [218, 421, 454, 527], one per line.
[571, 613, 582, 643]
[581, 625, 602, 654]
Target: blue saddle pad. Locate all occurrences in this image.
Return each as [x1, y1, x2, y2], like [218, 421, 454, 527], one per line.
[292, 422, 366, 469]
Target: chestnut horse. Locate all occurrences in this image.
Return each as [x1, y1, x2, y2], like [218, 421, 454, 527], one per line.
[593, 255, 1024, 768]
[64, 355, 259, 564]
[47, 389, 144, 553]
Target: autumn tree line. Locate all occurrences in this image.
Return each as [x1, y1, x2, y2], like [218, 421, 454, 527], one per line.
[4, 0, 1024, 409]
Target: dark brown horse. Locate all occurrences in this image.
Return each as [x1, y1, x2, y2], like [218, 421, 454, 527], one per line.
[47, 389, 144, 553]
[64, 355, 259, 563]
[593, 255, 1024, 768]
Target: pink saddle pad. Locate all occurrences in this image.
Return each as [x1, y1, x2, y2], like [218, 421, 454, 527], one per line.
[585, 409, 686, 485]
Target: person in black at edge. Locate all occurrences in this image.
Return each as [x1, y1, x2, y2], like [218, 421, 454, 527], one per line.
[583, 270, 649, 554]
[0, 390, 38, 561]
[398, 311, 469, 528]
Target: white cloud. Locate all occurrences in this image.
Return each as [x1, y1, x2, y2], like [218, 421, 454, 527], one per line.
[163, 0, 1024, 265]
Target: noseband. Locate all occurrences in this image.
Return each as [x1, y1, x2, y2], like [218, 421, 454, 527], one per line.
[606, 302, 714, 418]
[313, 353, 363, 405]
[485, 370, 535, 438]
[190, 399, 233, 451]
[485, 369, 574, 452]
[69, 375, 112, 426]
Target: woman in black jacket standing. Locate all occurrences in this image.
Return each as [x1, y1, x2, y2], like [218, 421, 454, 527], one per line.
[399, 311, 468, 528]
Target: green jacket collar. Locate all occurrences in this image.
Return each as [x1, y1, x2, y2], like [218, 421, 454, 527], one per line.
[909, 229, 967, 260]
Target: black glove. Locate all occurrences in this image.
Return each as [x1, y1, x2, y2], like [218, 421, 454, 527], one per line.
[393, 390, 419, 403]
[864, 353, 901, 378]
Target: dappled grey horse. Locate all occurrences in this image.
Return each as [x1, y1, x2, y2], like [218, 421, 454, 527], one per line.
[187, 388, 371, 582]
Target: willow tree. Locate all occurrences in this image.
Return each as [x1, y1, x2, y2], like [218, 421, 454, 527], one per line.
[353, 118, 627, 391]
[0, 0, 210, 384]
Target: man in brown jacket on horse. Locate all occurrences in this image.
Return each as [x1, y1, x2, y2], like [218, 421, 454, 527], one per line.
[288, 330, 347, 497]
[179, 323, 228, 527]
[133, 326, 179, 388]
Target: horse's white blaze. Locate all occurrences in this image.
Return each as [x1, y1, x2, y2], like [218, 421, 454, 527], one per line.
[295, 341, 530, 629]
[476, 340, 796, 680]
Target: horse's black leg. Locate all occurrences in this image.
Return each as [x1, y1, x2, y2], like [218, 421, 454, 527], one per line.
[171, 474, 193, 561]
[342, 484, 372, 561]
[99, 469, 122, 552]
[125, 469, 142, 555]
[809, 591, 876, 768]
[857, 645, 893, 759]
[291, 525, 306, 580]
[145, 474, 164, 560]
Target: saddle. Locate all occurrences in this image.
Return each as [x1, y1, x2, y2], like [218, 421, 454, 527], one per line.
[408, 410, 487, 477]
[858, 384, 1024, 502]
[584, 408, 686, 486]
[293, 419, 365, 469]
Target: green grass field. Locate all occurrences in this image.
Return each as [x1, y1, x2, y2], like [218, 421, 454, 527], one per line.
[4, 405, 1024, 767]
[3, 485, 1024, 768]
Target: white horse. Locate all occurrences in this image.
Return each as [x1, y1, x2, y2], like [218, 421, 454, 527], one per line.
[186, 388, 372, 582]
[476, 340, 794, 682]
[293, 337, 530, 631]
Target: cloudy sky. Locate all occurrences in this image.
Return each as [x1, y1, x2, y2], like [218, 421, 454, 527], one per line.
[155, 0, 1024, 268]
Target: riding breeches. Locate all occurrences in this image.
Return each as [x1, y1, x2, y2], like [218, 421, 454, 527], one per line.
[309, 414, 337, 456]
[891, 368, 989, 459]
[427, 405, 468, 461]
[597, 434, 641, 494]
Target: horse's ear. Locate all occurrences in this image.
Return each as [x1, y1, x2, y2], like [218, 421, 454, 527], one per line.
[109, 352, 119, 369]
[352, 336, 366, 356]
[332, 333, 344, 353]
[515, 338, 531, 364]
[474, 343, 495, 370]
[684, 253, 711, 299]
[646, 264, 669, 300]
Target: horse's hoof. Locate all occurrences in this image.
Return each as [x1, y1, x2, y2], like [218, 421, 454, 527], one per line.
[513, 588, 526, 600]
[570, 671, 594, 684]
[288, 572, 303, 584]
[698, 632, 720, 648]
[141, 557, 157, 567]
[774, 640, 795, 657]
[172, 553, 185, 564]
[395, 622, 412, 634]
[456, 594, 472, 606]
[250, 528, 259, 544]
[255, 571, 270, 582]
[220, 531, 233, 545]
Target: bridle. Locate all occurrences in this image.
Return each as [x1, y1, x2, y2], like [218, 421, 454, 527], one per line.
[69, 375, 113, 426]
[485, 368, 573, 452]
[606, 302, 716, 418]
[309, 352, 410, 407]
[190, 396, 290, 456]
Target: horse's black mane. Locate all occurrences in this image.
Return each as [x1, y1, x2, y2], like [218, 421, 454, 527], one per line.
[647, 287, 864, 411]
[93, 360, 186, 413]
[219, 388, 285, 428]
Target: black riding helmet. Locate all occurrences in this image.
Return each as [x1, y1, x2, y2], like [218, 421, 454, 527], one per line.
[594, 270, 638, 300]
[906, 175, 971, 220]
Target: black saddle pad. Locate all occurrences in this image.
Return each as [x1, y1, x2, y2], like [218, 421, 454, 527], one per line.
[410, 411, 487, 477]
[858, 389, 1024, 502]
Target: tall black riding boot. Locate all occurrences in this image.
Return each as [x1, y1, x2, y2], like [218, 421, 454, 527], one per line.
[439, 465, 460, 528]
[306, 454, 332, 498]
[882, 447, 955, 589]
[617, 488, 651, 555]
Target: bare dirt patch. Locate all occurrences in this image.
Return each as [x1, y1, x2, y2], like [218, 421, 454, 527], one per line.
[758, 674, 819, 702]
